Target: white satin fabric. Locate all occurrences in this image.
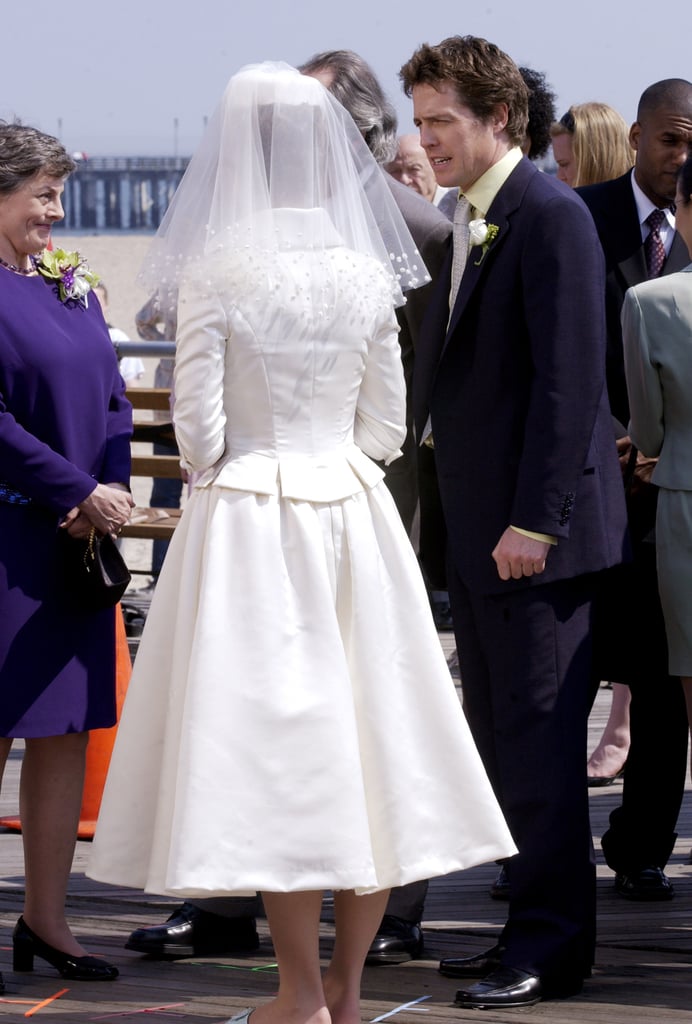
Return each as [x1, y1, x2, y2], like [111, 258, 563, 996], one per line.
[89, 227, 516, 897]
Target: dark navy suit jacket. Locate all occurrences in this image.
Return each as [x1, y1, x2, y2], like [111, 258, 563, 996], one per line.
[414, 157, 628, 595]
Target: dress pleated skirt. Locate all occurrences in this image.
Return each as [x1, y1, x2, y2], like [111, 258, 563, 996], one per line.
[88, 480, 516, 896]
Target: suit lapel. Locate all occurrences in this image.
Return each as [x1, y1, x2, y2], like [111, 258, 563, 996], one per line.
[665, 231, 690, 274]
[619, 221, 688, 287]
[619, 247, 648, 290]
[605, 176, 688, 284]
[444, 158, 534, 345]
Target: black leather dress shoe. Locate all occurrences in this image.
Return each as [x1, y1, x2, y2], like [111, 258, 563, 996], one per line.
[125, 904, 259, 958]
[365, 915, 423, 966]
[614, 866, 674, 901]
[489, 864, 510, 900]
[455, 967, 544, 1008]
[439, 943, 502, 978]
[455, 965, 583, 1008]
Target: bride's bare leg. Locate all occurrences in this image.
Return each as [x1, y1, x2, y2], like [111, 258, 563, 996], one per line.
[252, 891, 329, 1024]
[323, 889, 391, 1024]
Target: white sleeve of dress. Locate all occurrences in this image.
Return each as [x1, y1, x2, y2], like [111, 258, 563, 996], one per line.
[354, 298, 407, 465]
[173, 280, 230, 473]
[622, 287, 664, 458]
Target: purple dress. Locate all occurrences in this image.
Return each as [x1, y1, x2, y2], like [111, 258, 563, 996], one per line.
[0, 267, 132, 737]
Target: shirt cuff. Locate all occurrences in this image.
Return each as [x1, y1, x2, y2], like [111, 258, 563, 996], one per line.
[510, 525, 558, 546]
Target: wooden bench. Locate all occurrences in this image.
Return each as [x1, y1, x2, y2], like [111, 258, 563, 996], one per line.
[121, 386, 182, 542]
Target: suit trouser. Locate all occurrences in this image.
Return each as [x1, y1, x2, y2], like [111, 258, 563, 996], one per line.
[187, 883, 428, 924]
[595, 545, 689, 873]
[447, 565, 596, 983]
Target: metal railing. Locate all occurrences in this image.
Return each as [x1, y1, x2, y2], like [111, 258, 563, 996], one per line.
[113, 341, 176, 358]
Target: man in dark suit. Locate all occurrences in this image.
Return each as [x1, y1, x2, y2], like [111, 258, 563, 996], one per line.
[124, 49, 452, 967]
[400, 36, 628, 1008]
[577, 78, 692, 902]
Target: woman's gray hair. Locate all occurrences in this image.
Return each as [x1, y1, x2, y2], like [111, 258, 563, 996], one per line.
[299, 50, 398, 165]
[0, 121, 76, 195]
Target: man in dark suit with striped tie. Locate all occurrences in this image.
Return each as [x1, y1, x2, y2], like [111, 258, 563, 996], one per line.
[577, 78, 692, 903]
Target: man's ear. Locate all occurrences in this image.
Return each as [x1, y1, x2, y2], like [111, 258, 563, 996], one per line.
[491, 103, 509, 134]
[629, 121, 640, 152]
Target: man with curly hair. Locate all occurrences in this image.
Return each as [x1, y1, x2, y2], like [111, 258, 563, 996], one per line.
[401, 34, 627, 1009]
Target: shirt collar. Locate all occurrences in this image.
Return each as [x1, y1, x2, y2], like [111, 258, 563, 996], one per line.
[630, 168, 675, 233]
[461, 148, 522, 217]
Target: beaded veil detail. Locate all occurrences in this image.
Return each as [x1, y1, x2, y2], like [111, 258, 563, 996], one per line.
[138, 62, 429, 318]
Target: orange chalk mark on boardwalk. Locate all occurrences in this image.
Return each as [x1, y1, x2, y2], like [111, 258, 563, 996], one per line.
[0, 986, 69, 1017]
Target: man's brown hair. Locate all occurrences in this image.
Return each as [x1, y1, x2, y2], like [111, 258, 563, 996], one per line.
[400, 35, 528, 148]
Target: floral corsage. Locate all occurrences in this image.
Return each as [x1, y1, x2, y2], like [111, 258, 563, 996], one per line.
[35, 248, 99, 306]
[469, 219, 499, 265]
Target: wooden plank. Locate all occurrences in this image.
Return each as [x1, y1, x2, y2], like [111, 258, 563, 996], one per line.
[131, 421, 176, 445]
[126, 387, 172, 411]
[120, 520, 179, 540]
[1, 655, 690, 1023]
[122, 507, 182, 541]
[131, 454, 182, 478]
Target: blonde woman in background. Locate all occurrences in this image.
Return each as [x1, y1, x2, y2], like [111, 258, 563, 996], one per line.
[551, 102, 635, 784]
[551, 102, 633, 188]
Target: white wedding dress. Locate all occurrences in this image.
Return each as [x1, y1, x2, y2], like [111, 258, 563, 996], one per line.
[89, 210, 516, 897]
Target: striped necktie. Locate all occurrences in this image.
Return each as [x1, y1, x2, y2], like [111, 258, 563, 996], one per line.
[450, 195, 471, 308]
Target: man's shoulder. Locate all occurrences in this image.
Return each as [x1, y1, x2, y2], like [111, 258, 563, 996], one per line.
[498, 158, 587, 216]
[576, 171, 634, 217]
[575, 172, 641, 264]
[497, 160, 598, 236]
[627, 264, 692, 304]
[385, 172, 452, 244]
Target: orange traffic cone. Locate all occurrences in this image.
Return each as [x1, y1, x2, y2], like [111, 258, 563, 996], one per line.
[77, 604, 132, 838]
[0, 605, 132, 839]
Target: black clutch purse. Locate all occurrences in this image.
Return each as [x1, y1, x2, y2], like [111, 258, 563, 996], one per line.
[61, 527, 131, 610]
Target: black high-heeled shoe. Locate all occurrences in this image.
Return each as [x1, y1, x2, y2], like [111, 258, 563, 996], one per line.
[12, 916, 119, 981]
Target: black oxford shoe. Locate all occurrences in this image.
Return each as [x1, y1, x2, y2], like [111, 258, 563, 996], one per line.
[365, 915, 423, 966]
[615, 866, 674, 901]
[455, 967, 544, 1008]
[439, 943, 502, 978]
[125, 904, 259, 958]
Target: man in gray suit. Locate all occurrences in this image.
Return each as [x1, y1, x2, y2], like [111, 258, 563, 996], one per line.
[125, 50, 452, 966]
[301, 50, 452, 537]
[578, 79, 692, 902]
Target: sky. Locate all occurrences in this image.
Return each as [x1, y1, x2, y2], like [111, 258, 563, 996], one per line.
[2, 1, 690, 157]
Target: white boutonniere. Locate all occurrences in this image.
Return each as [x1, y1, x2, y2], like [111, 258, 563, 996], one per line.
[469, 219, 500, 265]
[35, 248, 100, 306]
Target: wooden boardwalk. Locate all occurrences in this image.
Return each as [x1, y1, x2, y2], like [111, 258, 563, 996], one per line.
[1, 634, 691, 1022]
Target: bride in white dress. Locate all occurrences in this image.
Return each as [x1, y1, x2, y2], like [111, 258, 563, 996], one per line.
[89, 62, 515, 1024]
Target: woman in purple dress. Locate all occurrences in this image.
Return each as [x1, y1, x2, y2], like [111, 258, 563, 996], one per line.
[0, 122, 133, 988]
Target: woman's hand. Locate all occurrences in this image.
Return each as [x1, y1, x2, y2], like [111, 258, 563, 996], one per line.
[66, 483, 134, 537]
[60, 507, 94, 538]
